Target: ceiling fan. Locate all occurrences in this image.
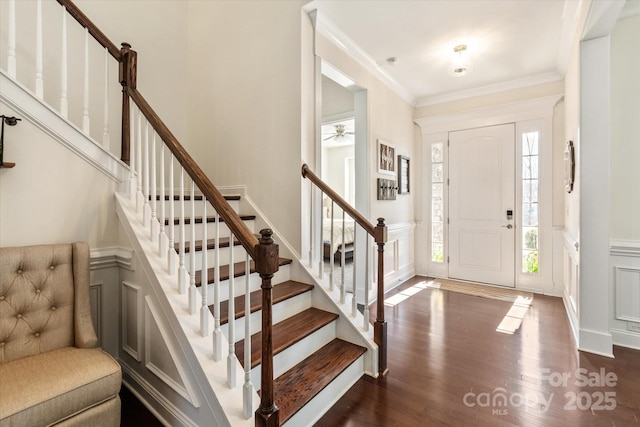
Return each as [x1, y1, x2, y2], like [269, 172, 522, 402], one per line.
[322, 124, 355, 141]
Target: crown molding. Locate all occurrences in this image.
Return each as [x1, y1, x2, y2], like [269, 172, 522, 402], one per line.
[415, 72, 563, 108]
[306, 5, 416, 106]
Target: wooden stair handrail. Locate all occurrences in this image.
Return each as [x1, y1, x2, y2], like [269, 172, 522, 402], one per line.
[301, 163, 388, 377]
[44, 2, 278, 424]
[302, 164, 387, 242]
[127, 88, 259, 258]
[56, 0, 122, 60]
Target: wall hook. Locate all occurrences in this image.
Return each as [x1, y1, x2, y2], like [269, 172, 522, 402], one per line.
[0, 114, 21, 168]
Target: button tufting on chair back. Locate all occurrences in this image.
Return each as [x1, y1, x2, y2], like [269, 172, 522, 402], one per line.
[0, 244, 79, 363]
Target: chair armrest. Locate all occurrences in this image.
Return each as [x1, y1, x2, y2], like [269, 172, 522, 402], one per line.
[73, 242, 98, 348]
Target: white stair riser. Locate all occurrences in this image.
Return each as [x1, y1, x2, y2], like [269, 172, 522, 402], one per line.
[183, 245, 248, 271]
[283, 354, 365, 427]
[220, 290, 313, 343]
[201, 264, 292, 304]
[250, 321, 337, 388]
[169, 220, 255, 242]
[154, 199, 240, 218]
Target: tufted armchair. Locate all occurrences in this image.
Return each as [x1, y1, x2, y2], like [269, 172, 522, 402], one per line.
[0, 242, 121, 426]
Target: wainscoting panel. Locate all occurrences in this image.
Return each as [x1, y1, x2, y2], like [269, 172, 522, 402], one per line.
[615, 267, 640, 322]
[610, 240, 640, 350]
[90, 283, 103, 347]
[563, 230, 580, 344]
[122, 281, 142, 361]
[377, 222, 415, 293]
[144, 296, 201, 408]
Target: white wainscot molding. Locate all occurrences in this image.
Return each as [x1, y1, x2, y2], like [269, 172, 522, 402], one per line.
[90, 282, 103, 347]
[610, 240, 640, 350]
[144, 296, 201, 407]
[380, 222, 415, 293]
[90, 247, 133, 357]
[562, 229, 580, 346]
[122, 281, 143, 361]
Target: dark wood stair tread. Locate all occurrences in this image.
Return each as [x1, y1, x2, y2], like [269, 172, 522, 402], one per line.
[152, 194, 241, 201]
[273, 339, 366, 424]
[235, 308, 339, 369]
[194, 258, 292, 286]
[165, 214, 255, 226]
[175, 237, 242, 253]
[216, 280, 313, 325]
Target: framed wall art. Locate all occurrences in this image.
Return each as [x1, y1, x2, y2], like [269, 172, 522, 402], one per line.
[377, 139, 396, 175]
[398, 155, 410, 194]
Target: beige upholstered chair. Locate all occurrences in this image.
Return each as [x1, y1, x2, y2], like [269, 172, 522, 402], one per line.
[0, 242, 121, 426]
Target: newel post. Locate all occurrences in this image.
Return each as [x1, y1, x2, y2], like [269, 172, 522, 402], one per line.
[119, 42, 136, 165]
[374, 218, 388, 376]
[255, 229, 280, 427]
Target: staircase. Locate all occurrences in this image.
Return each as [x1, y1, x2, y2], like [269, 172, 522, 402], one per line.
[2, 1, 385, 425]
[115, 186, 370, 426]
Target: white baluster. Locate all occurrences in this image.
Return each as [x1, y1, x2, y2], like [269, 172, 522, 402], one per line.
[35, 0, 43, 99]
[60, 6, 68, 117]
[329, 201, 335, 291]
[102, 48, 109, 148]
[363, 235, 370, 331]
[159, 144, 168, 256]
[178, 168, 187, 294]
[150, 131, 158, 242]
[308, 182, 313, 268]
[200, 197, 210, 336]
[136, 111, 143, 212]
[352, 229, 357, 317]
[340, 210, 346, 305]
[318, 191, 324, 279]
[212, 211, 222, 362]
[168, 155, 177, 272]
[7, 0, 16, 78]
[243, 253, 252, 419]
[143, 121, 151, 227]
[129, 107, 136, 199]
[189, 181, 197, 315]
[228, 232, 236, 388]
[82, 27, 90, 133]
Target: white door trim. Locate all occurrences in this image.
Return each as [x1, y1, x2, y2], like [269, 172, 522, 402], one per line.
[416, 95, 561, 292]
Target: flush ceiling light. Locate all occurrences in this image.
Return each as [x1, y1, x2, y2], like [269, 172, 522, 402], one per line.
[448, 44, 473, 77]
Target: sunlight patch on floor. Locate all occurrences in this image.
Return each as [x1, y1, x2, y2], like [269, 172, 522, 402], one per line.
[496, 295, 534, 334]
[384, 281, 430, 307]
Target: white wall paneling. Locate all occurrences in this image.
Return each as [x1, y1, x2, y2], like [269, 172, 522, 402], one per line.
[610, 240, 640, 350]
[144, 296, 201, 407]
[563, 229, 580, 345]
[89, 283, 103, 347]
[614, 267, 640, 322]
[372, 222, 415, 293]
[122, 281, 142, 361]
[89, 247, 133, 357]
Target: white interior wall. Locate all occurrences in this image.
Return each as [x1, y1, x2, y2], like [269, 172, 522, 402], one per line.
[0, 101, 120, 248]
[73, 0, 190, 144]
[611, 14, 640, 241]
[186, 0, 306, 255]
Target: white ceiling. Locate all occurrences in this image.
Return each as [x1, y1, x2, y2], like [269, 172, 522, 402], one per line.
[310, 0, 584, 106]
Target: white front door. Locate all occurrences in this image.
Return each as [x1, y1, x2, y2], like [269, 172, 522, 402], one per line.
[449, 124, 515, 287]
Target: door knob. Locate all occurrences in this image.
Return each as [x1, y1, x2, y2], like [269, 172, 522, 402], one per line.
[502, 224, 513, 229]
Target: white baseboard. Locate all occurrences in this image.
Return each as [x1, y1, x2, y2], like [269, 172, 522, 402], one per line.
[121, 360, 194, 427]
[578, 328, 614, 358]
[611, 328, 640, 351]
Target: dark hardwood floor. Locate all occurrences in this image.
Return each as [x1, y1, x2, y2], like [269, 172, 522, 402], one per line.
[120, 275, 640, 426]
[120, 386, 162, 427]
[316, 276, 640, 426]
